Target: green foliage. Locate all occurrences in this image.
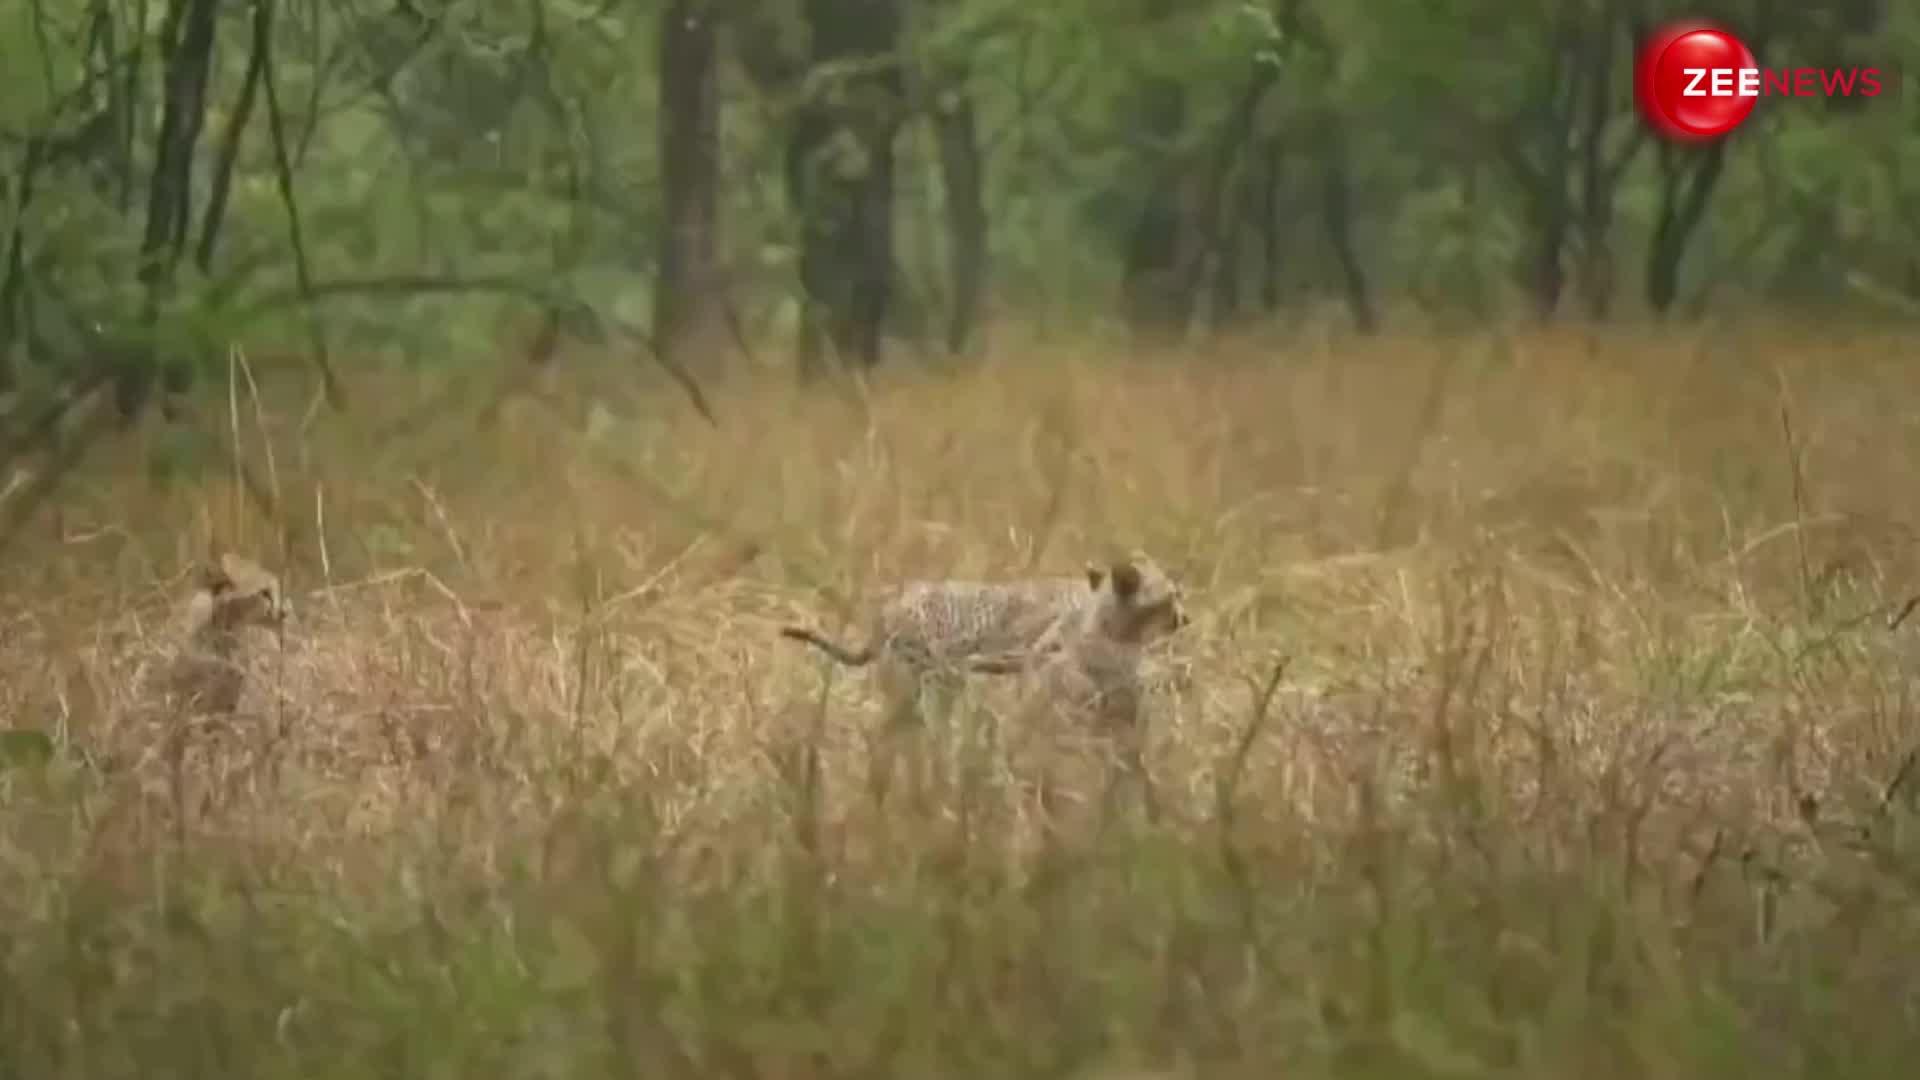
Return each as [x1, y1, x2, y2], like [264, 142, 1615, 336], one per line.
[0, 729, 53, 770]
[1, 0, 1915, 390]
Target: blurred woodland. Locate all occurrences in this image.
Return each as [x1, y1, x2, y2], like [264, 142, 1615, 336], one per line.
[1, 0, 1912, 422]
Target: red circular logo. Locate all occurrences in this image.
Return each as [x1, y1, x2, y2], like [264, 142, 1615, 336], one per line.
[1636, 22, 1760, 141]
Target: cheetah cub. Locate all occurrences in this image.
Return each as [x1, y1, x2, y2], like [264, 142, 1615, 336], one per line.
[970, 553, 1189, 832]
[152, 553, 291, 719]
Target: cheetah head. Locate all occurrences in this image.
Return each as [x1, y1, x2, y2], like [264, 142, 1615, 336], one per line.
[1084, 550, 1189, 645]
[186, 553, 291, 635]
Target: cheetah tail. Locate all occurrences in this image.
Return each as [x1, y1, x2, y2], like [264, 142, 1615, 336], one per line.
[778, 625, 874, 666]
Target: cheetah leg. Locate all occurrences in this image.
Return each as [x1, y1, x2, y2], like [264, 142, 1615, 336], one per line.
[953, 687, 1001, 818]
[1013, 700, 1075, 851]
[1106, 718, 1159, 826]
[867, 660, 924, 814]
[911, 669, 967, 817]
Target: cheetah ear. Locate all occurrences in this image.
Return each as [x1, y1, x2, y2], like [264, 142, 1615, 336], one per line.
[1109, 561, 1142, 599]
[1084, 564, 1105, 591]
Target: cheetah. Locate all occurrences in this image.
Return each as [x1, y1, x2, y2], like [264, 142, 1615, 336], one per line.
[152, 553, 292, 718]
[123, 554, 290, 824]
[968, 553, 1189, 835]
[779, 553, 1189, 808]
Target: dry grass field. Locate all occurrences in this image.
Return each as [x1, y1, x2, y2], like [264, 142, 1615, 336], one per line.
[4, 319, 1920, 1077]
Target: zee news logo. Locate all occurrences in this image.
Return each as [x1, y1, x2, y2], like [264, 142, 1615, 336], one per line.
[1635, 20, 1894, 141]
[1679, 66, 1880, 100]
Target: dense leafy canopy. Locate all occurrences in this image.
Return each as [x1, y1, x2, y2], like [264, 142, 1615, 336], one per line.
[0, 0, 1912, 409]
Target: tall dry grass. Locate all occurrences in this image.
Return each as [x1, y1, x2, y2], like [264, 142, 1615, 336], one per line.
[3, 319, 1920, 1077]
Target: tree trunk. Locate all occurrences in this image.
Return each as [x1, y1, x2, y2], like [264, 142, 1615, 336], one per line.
[1494, 27, 1578, 323]
[1210, 181, 1241, 328]
[655, 0, 729, 369]
[1573, 19, 1644, 321]
[1181, 62, 1277, 331]
[1574, 26, 1612, 319]
[789, 0, 902, 377]
[930, 79, 986, 355]
[1320, 128, 1376, 334]
[1257, 136, 1283, 312]
[125, 0, 220, 420]
[1122, 169, 1189, 339]
[196, 0, 271, 272]
[1119, 70, 1193, 341]
[1529, 201, 1569, 319]
[1517, 69, 1572, 321]
[1646, 138, 1727, 314]
[0, 142, 40, 393]
[786, 106, 832, 380]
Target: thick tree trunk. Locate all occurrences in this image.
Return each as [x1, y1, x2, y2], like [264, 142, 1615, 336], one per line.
[0, 143, 39, 393]
[655, 0, 728, 369]
[1495, 32, 1577, 323]
[785, 106, 831, 380]
[930, 80, 986, 355]
[1514, 73, 1572, 321]
[125, 0, 220, 420]
[1257, 136, 1284, 312]
[1573, 22, 1644, 321]
[1122, 170, 1189, 339]
[1646, 139, 1727, 314]
[789, 0, 902, 378]
[1181, 62, 1277, 331]
[1574, 27, 1614, 319]
[1320, 128, 1376, 334]
[1210, 187, 1241, 326]
[1529, 202, 1569, 319]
